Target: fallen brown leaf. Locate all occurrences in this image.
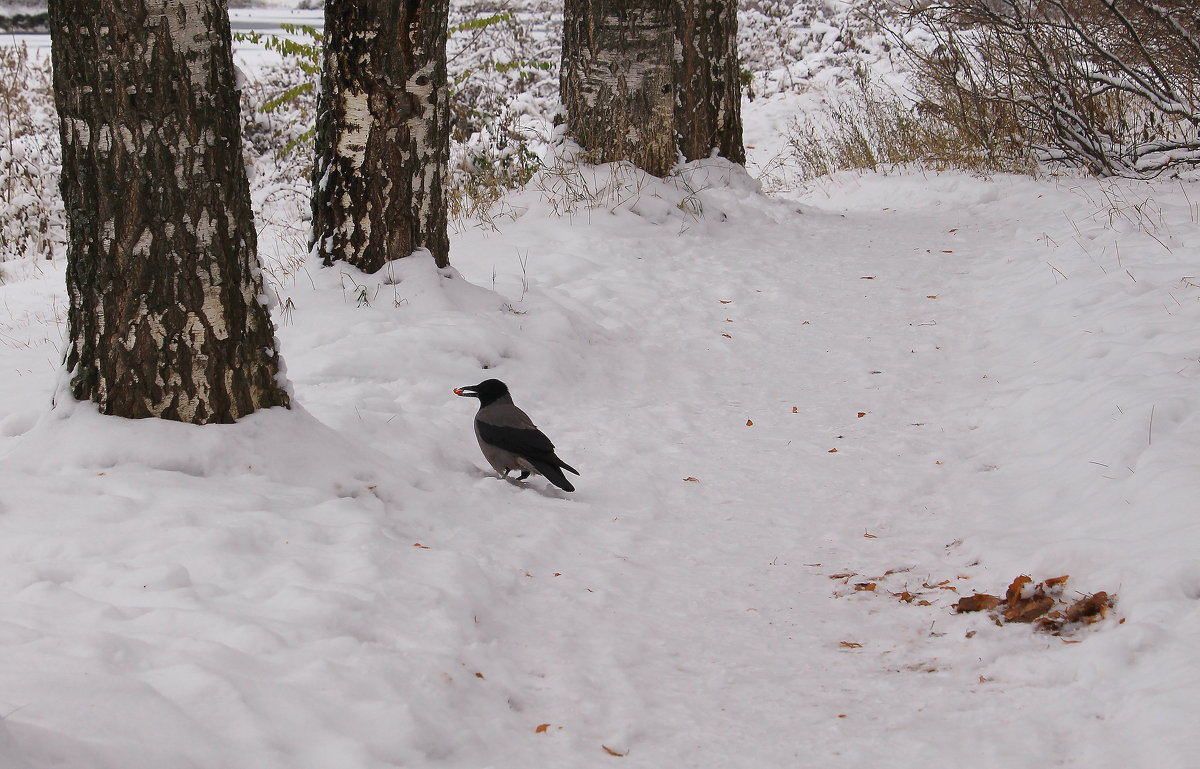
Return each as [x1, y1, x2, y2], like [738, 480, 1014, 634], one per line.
[602, 745, 627, 757]
[1005, 575, 1033, 605]
[854, 582, 877, 592]
[1002, 595, 1055, 623]
[955, 593, 1001, 613]
[536, 724, 550, 734]
[682, 477, 700, 482]
[839, 641, 863, 648]
[745, 419, 754, 426]
[1065, 592, 1112, 623]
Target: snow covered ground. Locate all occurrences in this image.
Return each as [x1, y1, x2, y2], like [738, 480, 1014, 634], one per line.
[1, 13, 1200, 769]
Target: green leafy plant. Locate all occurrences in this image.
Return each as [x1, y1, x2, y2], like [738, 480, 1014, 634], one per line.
[235, 24, 322, 158]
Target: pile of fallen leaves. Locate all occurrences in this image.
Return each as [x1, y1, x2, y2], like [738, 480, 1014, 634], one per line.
[955, 575, 1115, 635]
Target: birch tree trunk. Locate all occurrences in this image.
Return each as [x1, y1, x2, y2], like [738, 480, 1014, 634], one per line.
[49, 0, 290, 424]
[311, 0, 451, 272]
[561, 0, 678, 177]
[675, 0, 744, 164]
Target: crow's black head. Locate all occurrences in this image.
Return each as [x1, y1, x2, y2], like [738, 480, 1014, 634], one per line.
[453, 379, 510, 406]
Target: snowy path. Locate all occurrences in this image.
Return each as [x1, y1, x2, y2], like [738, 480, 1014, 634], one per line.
[0, 166, 1197, 768]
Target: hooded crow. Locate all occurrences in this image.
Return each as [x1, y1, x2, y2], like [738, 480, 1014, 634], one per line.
[454, 379, 579, 492]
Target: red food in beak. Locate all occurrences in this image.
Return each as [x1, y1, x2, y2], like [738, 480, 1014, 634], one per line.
[453, 388, 464, 395]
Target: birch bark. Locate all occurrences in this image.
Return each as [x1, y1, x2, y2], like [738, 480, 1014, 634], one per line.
[49, 0, 290, 424]
[561, 0, 678, 177]
[311, 0, 451, 272]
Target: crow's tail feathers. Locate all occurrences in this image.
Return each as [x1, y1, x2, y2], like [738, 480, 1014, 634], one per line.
[534, 460, 576, 492]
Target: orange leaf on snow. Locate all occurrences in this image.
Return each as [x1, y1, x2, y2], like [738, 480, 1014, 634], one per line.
[536, 724, 551, 734]
[719, 299, 732, 304]
[860, 276, 876, 280]
[854, 582, 877, 592]
[602, 745, 628, 757]
[857, 412, 867, 418]
[955, 593, 1001, 613]
[412, 543, 430, 549]
[839, 641, 863, 648]
[828, 448, 839, 453]
[927, 295, 938, 299]
[792, 406, 799, 413]
[683, 477, 700, 482]
[721, 333, 732, 339]
[746, 419, 754, 426]
[863, 532, 877, 538]
[1005, 575, 1034, 605]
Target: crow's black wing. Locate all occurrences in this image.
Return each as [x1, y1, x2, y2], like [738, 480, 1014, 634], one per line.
[476, 419, 558, 460]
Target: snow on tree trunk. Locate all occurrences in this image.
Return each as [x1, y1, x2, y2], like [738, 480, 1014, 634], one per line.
[48, 0, 290, 424]
[561, 0, 678, 177]
[311, 0, 451, 272]
[675, 0, 744, 164]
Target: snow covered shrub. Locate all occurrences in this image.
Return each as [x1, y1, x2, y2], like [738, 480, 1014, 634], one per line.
[234, 6, 561, 231]
[236, 24, 320, 173]
[446, 3, 560, 224]
[896, 0, 1200, 177]
[0, 44, 64, 263]
[738, 0, 907, 98]
[240, 60, 318, 183]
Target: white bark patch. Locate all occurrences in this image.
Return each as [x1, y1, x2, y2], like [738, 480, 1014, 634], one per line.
[118, 125, 136, 154]
[96, 125, 112, 153]
[337, 89, 372, 170]
[144, 0, 215, 91]
[194, 208, 214, 249]
[405, 62, 435, 148]
[67, 118, 90, 148]
[101, 218, 116, 252]
[198, 281, 229, 340]
[132, 228, 153, 259]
